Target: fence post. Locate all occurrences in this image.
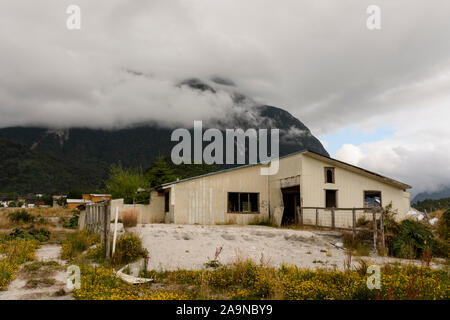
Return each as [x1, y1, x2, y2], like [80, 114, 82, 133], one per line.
[315, 209, 319, 228]
[331, 208, 335, 230]
[105, 200, 111, 259]
[352, 208, 356, 239]
[380, 209, 385, 254]
[372, 210, 377, 253]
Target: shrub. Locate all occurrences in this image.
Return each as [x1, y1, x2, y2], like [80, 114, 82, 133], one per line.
[8, 210, 34, 223]
[392, 220, 433, 259]
[437, 209, 449, 240]
[355, 244, 370, 256]
[342, 232, 358, 250]
[63, 210, 80, 229]
[73, 266, 185, 300]
[356, 216, 369, 227]
[61, 230, 99, 260]
[10, 228, 50, 242]
[112, 233, 147, 266]
[0, 238, 39, 290]
[121, 209, 138, 228]
[71, 261, 449, 300]
[342, 231, 372, 256]
[432, 238, 449, 258]
[0, 261, 16, 290]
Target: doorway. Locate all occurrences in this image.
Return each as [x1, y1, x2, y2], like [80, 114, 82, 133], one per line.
[325, 190, 337, 208]
[281, 186, 300, 226]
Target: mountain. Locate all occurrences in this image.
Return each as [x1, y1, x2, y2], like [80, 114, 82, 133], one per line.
[0, 78, 328, 194]
[412, 197, 450, 213]
[412, 186, 450, 204]
[0, 138, 106, 194]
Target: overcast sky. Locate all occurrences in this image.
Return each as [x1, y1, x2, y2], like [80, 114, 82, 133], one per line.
[0, 0, 449, 195]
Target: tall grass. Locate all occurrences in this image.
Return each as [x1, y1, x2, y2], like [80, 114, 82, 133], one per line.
[121, 209, 138, 228]
[111, 233, 147, 266]
[73, 259, 449, 300]
[61, 230, 99, 260]
[0, 238, 39, 290]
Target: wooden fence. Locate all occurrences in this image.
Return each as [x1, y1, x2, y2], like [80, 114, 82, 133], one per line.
[296, 206, 385, 252]
[82, 200, 111, 259]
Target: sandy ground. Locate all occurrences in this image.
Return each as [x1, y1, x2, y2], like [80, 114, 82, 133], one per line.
[0, 244, 72, 300]
[129, 224, 441, 271]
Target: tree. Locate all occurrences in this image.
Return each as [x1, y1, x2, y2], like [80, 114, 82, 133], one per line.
[105, 164, 149, 204]
[6, 192, 18, 201]
[146, 156, 177, 187]
[41, 194, 53, 206]
[67, 190, 83, 199]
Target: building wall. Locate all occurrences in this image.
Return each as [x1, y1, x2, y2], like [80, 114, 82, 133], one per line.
[90, 195, 111, 202]
[172, 165, 270, 225]
[110, 193, 165, 224]
[268, 155, 302, 224]
[67, 202, 81, 210]
[125, 152, 410, 227]
[82, 194, 111, 202]
[299, 154, 410, 228]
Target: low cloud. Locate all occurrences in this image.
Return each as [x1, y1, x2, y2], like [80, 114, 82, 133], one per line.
[335, 100, 450, 195]
[1, 0, 449, 193]
[1, 0, 449, 132]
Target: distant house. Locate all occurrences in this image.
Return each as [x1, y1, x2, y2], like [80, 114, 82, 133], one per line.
[66, 194, 111, 210]
[52, 195, 66, 207]
[34, 201, 46, 207]
[82, 194, 111, 203]
[67, 199, 92, 210]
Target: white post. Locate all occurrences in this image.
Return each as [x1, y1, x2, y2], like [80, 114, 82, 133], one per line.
[112, 206, 119, 255]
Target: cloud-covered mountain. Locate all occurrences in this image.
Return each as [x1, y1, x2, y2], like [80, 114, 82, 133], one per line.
[412, 186, 450, 204]
[0, 78, 328, 194]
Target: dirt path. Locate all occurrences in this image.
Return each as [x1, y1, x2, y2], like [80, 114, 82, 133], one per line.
[0, 244, 72, 300]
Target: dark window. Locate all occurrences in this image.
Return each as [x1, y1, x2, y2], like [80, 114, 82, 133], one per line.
[325, 190, 337, 208]
[164, 192, 170, 212]
[325, 167, 335, 183]
[364, 191, 381, 208]
[228, 192, 239, 212]
[228, 192, 259, 213]
[250, 193, 259, 212]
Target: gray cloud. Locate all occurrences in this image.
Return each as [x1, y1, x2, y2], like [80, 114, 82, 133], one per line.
[1, 0, 449, 193]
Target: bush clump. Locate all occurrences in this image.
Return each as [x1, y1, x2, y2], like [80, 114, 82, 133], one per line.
[134, 262, 450, 300]
[61, 230, 99, 260]
[8, 210, 34, 223]
[121, 209, 138, 228]
[342, 231, 372, 256]
[73, 266, 185, 300]
[63, 210, 80, 229]
[10, 228, 50, 242]
[0, 238, 39, 290]
[437, 209, 449, 240]
[112, 233, 147, 266]
[392, 220, 433, 259]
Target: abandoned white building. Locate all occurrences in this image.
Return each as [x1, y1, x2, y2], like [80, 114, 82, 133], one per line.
[116, 150, 411, 228]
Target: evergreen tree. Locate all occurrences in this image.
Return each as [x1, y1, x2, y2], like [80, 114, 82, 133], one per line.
[146, 156, 177, 187]
[105, 164, 149, 204]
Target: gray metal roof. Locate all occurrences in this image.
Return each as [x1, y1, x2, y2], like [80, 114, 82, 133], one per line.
[157, 149, 411, 190]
